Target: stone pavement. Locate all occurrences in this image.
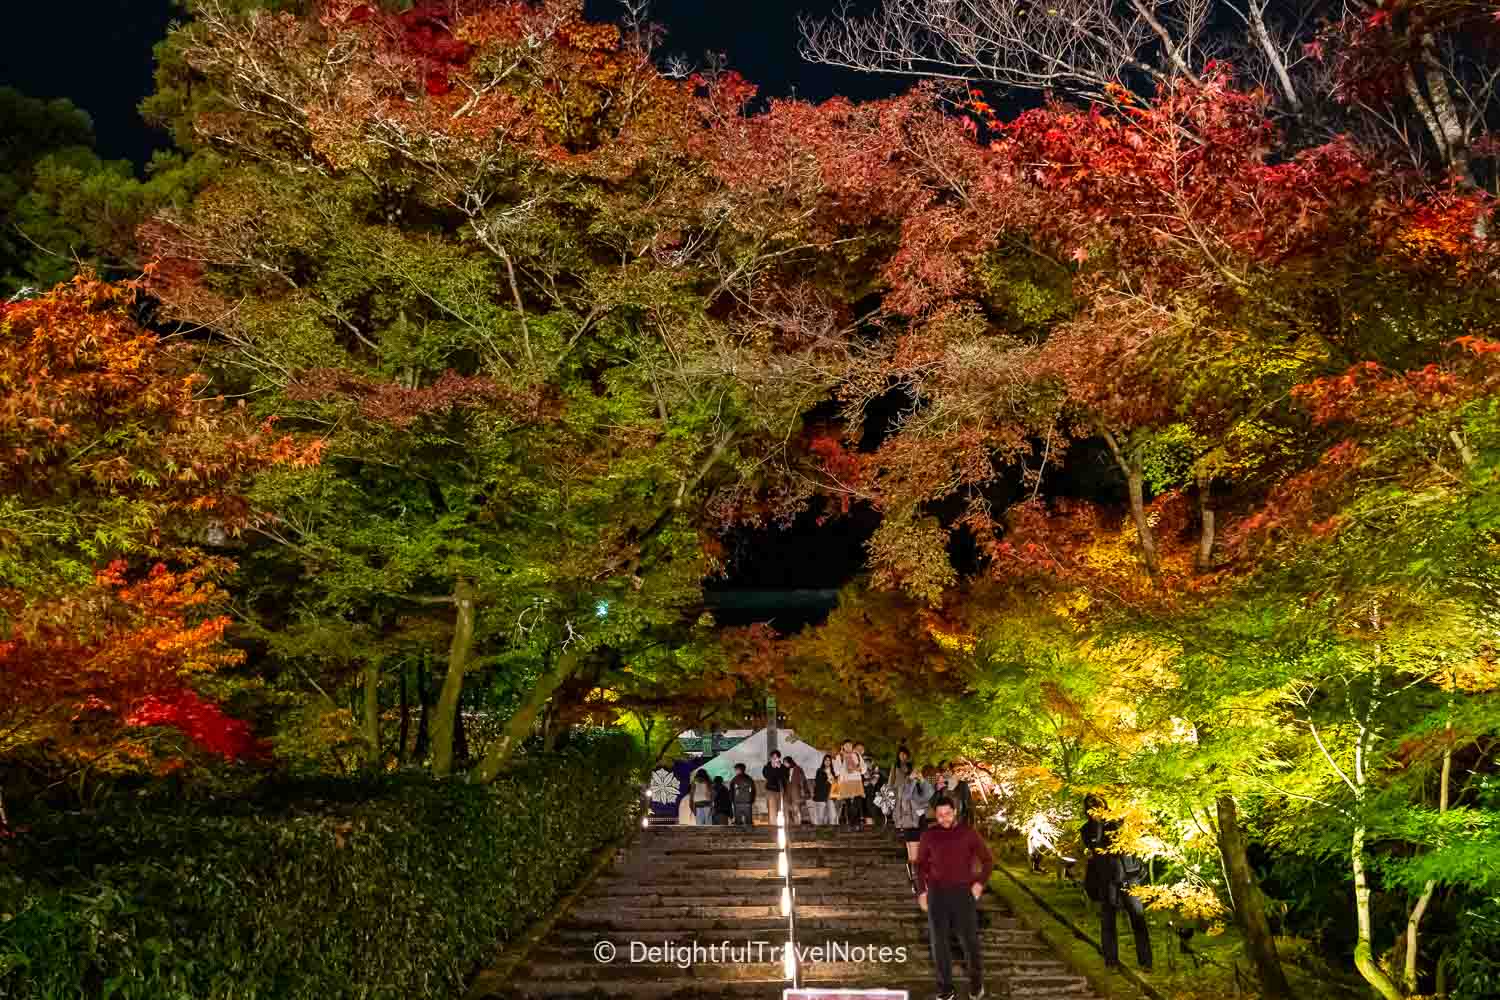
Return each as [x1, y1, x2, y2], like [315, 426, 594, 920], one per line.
[469, 823, 1105, 1000]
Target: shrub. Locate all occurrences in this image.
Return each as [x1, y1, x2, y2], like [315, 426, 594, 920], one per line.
[0, 737, 640, 999]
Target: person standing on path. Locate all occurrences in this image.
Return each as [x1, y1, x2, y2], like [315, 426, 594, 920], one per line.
[690, 769, 714, 826]
[785, 756, 809, 825]
[762, 751, 791, 824]
[915, 797, 992, 1000]
[729, 763, 756, 827]
[860, 744, 884, 827]
[834, 739, 866, 829]
[813, 754, 836, 825]
[895, 752, 935, 888]
[1082, 793, 1153, 973]
[712, 775, 732, 825]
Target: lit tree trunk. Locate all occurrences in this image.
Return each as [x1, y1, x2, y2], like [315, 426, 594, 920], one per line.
[431, 578, 476, 778]
[1217, 794, 1294, 1000]
[1197, 477, 1216, 573]
[469, 648, 581, 784]
[361, 662, 381, 770]
[1403, 712, 1454, 991]
[1101, 427, 1161, 578]
[1351, 716, 1405, 1000]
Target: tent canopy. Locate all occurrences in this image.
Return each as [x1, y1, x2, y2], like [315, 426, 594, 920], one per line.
[701, 728, 827, 782]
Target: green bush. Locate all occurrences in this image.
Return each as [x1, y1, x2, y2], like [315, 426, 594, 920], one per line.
[0, 738, 641, 999]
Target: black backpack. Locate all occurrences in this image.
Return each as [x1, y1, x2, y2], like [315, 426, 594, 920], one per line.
[733, 776, 754, 803]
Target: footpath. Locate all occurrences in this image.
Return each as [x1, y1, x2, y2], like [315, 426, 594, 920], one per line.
[468, 822, 1110, 999]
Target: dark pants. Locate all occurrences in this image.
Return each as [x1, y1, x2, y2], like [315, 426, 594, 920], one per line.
[842, 795, 865, 826]
[732, 803, 753, 826]
[927, 885, 982, 994]
[1101, 885, 1153, 968]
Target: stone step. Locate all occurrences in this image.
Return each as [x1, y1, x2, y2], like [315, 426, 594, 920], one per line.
[519, 956, 1081, 983]
[556, 915, 1023, 934]
[567, 903, 938, 922]
[548, 926, 1048, 947]
[581, 892, 924, 908]
[481, 972, 1096, 999]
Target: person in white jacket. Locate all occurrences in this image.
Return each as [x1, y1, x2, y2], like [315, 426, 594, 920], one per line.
[833, 739, 866, 828]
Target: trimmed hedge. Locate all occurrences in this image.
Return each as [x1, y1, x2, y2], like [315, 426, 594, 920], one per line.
[0, 739, 640, 999]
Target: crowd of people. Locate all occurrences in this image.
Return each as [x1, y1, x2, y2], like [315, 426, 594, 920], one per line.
[675, 745, 1151, 999]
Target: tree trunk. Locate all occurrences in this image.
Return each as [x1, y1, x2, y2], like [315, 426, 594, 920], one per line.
[1404, 720, 1454, 991]
[1217, 794, 1293, 1000]
[1101, 428, 1160, 577]
[1353, 823, 1405, 1000]
[431, 579, 477, 778]
[469, 648, 581, 784]
[361, 662, 381, 771]
[1197, 478, 1215, 572]
[397, 665, 410, 764]
[414, 657, 431, 759]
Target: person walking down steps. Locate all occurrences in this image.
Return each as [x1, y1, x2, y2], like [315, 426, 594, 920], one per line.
[834, 739, 866, 829]
[916, 796, 993, 1000]
[730, 763, 756, 827]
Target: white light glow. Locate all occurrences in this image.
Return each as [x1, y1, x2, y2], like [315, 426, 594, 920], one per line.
[777, 851, 789, 877]
[782, 938, 796, 980]
[780, 885, 792, 916]
[777, 827, 787, 849]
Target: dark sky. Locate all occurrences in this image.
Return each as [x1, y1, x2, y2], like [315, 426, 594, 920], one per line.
[5, 0, 900, 169]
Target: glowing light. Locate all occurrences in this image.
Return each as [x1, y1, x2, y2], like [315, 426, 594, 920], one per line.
[595, 600, 611, 619]
[777, 827, 787, 849]
[780, 885, 792, 916]
[640, 815, 649, 829]
[777, 851, 789, 877]
[775, 808, 785, 827]
[782, 937, 797, 980]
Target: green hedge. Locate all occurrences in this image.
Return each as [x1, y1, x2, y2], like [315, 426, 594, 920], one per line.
[0, 739, 641, 999]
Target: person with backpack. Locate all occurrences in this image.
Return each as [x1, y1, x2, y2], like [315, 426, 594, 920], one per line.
[689, 769, 714, 826]
[762, 751, 791, 824]
[729, 762, 756, 827]
[1082, 793, 1153, 972]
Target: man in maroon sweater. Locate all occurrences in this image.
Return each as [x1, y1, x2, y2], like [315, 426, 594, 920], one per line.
[916, 797, 992, 1000]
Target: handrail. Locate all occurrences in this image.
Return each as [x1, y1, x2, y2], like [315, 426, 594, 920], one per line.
[777, 805, 800, 987]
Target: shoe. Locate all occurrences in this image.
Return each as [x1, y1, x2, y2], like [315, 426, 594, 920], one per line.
[935, 992, 956, 1000]
[972, 988, 987, 999]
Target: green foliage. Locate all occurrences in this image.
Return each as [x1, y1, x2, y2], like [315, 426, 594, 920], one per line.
[0, 738, 640, 999]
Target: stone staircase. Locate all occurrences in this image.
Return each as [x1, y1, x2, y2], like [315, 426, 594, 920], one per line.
[470, 823, 1104, 1000]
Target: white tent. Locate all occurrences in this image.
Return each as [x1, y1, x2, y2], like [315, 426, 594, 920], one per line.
[702, 728, 828, 784]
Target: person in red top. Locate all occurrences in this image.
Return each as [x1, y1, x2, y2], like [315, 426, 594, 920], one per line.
[916, 796, 992, 1000]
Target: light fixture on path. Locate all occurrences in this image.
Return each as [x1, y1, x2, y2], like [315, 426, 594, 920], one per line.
[777, 851, 788, 877]
[782, 937, 796, 980]
[780, 885, 792, 916]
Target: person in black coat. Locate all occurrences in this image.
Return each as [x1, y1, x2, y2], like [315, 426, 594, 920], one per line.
[1082, 793, 1153, 972]
[762, 751, 791, 824]
[712, 776, 733, 825]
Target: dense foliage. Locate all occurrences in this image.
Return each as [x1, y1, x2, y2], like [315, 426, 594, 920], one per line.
[0, 737, 639, 999]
